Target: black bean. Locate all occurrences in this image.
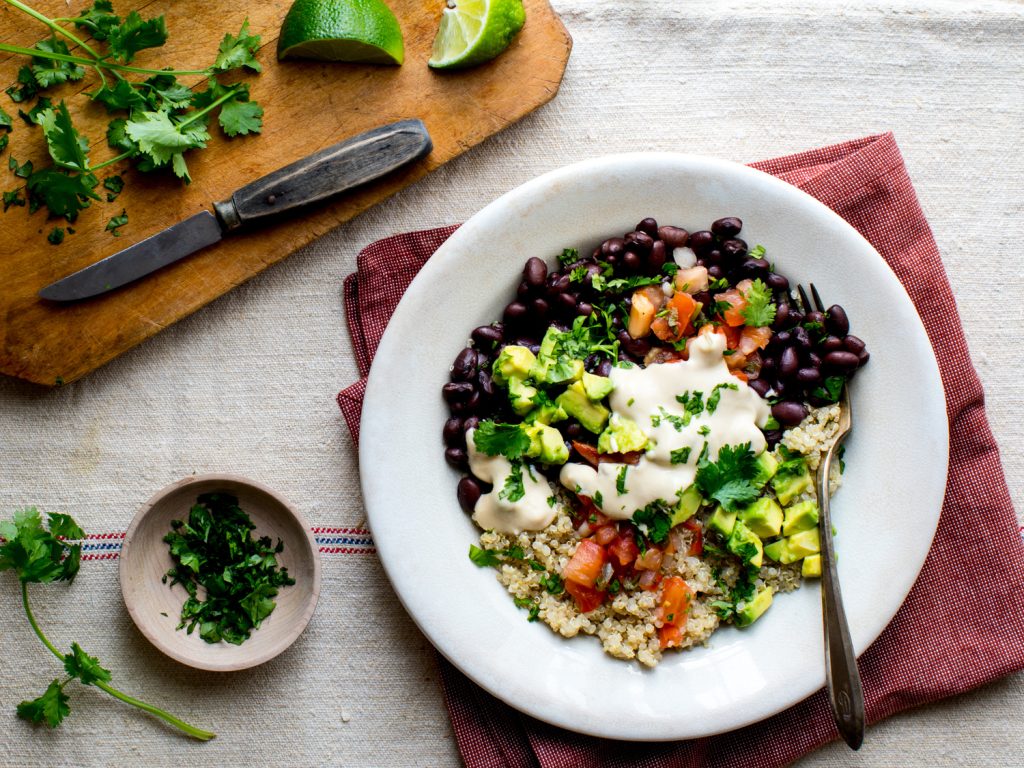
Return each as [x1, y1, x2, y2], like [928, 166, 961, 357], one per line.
[605, 253, 620, 266]
[857, 349, 870, 365]
[457, 476, 482, 512]
[442, 381, 474, 404]
[477, 370, 495, 398]
[471, 325, 503, 349]
[625, 231, 654, 254]
[657, 226, 689, 249]
[707, 264, 725, 280]
[617, 329, 651, 358]
[823, 350, 860, 372]
[622, 251, 643, 271]
[591, 247, 602, 260]
[648, 240, 667, 271]
[464, 390, 482, 413]
[463, 416, 481, 433]
[692, 290, 712, 311]
[772, 401, 808, 427]
[531, 297, 550, 318]
[601, 237, 625, 257]
[503, 301, 528, 325]
[773, 380, 788, 398]
[779, 346, 800, 378]
[722, 239, 748, 260]
[450, 347, 478, 381]
[774, 330, 792, 345]
[565, 422, 583, 440]
[443, 417, 465, 447]
[523, 256, 547, 287]
[516, 280, 531, 299]
[556, 292, 578, 313]
[596, 359, 613, 377]
[740, 258, 769, 279]
[748, 378, 772, 397]
[794, 326, 813, 350]
[821, 335, 844, 352]
[528, 344, 541, 355]
[445, 447, 468, 470]
[826, 304, 850, 336]
[766, 272, 790, 292]
[549, 273, 571, 294]
[688, 230, 715, 253]
[764, 429, 783, 447]
[796, 367, 821, 385]
[772, 302, 791, 330]
[804, 311, 825, 327]
[712, 217, 743, 238]
[636, 218, 658, 236]
[843, 335, 866, 354]
[806, 352, 822, 368]
[513, 335, 539, 348]
[576, 301, 594, 316]
[704, 248, 723, 265]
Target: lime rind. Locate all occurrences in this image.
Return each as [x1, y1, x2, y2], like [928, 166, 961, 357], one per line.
[277, 0, 405, 65]
[428, 0, 526, 70]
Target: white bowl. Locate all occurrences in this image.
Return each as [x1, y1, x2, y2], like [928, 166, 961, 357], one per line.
[360, 154, 948, 740]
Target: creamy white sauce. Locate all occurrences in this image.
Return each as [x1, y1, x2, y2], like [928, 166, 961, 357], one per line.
[467, 429, 557, 534]
[559, 332, 770, 520]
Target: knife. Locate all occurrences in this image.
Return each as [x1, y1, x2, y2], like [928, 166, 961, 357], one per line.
[38, 119, 433, 302]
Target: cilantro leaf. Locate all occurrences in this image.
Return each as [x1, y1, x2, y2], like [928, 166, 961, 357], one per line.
[706, 382, 738, 415]
[498, 460, 526, 503]
[695, 443, 760, 512]
[615, 465, 628, 495]
[472, 421, 531, 460]
[9, 156, 33, 178]
[20, 96, 53, 126]
[218, 95, 263, 137]
[3, 189, 26, 211]
[16, 680, 70, 728]
[125, 111, 209, 181]
[0, 106, 12, 132]
[670, 446, 691, 465]
[557, 247, 579, 267]
[212, 19, 262, 73]
[63, 643, 112, 685]
[811, 375, 845, 404]
[140, 74, 194, 110]
[631, 501, 673, 544]
[38, 102, 91, 172]
[31, 38, 87, 89]
[103, 174, 124, 201]
[0, 508, 83, 584]
[6, 66, 40, 103]
[107, 11, 169, 63]
[26, 168, 99, 221]
[105, 209, 128, 235]
[541, 572, 564, 594]
[89, 79, 148, 113]
[47, 226, 65, 245]
[468, 544, 500, 567]
[73, 0, 121, 41]
[739, 278, 776, 327]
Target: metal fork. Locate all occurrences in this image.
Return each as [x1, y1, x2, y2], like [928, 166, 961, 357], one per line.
[797, 284, 865, 750]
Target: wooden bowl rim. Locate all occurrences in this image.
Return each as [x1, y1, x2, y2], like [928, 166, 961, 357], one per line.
[119, 473, 322, 672]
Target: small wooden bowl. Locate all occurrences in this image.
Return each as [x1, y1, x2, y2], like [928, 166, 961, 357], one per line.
[120, 474, 321, 672]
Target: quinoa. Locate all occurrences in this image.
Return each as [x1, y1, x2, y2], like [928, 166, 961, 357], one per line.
[476, 405, 841, 667]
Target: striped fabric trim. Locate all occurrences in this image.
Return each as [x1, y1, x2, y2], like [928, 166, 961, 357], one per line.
[66, 527, 376, 561]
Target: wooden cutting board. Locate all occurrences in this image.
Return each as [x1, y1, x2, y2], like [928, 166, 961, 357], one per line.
[0, 0, 570, 385]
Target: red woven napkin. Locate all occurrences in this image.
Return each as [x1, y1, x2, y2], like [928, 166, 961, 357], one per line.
[338, 133, 1024, 767]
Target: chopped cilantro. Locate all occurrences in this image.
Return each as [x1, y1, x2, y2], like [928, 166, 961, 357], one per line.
[662, 262, 679, 277]
[627, 397, 635, 406]
[706, 382, 738, 414]
[473, 421, 532, 459]
[541, 572, 564, 594]
[547, 495, 558, 508]
[695, 443, 760, 512]
[708, 277, 730, 291]
[631, 501, 673, 544]
[498, 461, 526, 503]
[607, 578, 621, 594]
[811, 375, 846, 404]
[698, 425, 711, 436]
[593, 490, 604, 507]
[46, 227, 64, 245]
[569, 265, 589, 283]
[558, 247, 579, 266]
[616, 466, 628, 495]
[670, 446, 692, 465]
[748, 245, 766, 259]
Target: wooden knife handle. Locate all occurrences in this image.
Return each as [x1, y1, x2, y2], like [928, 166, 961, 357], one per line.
[213, 119, 432, 231]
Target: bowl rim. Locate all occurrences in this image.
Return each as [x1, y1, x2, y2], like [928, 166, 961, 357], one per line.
[119, 472, 322, 672]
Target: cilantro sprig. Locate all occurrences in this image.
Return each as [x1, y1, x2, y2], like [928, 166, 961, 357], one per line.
[0, 508, 214, 739]
[695, 442, 760, 512]
[739, 278, 777, 327]
[0, 0, 262, 235]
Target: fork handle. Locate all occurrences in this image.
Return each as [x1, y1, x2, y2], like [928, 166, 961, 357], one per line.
[818, 441, 866, 750]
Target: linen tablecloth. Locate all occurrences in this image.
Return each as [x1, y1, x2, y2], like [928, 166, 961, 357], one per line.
[1, 3, 1022, 765]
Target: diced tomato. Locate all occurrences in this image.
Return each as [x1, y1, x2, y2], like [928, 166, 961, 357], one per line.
[651, 292, 698, 343]
[725, 349, 748, 370]
[657, 576, 694, 628]
[738, 325, 772, 354]
[572, 441, 601, 467]
[634, 546, 664, 571]
[674, 265, 708, 295]
[607, 530, 639, 568]
[682, 519, 703, 556]
[714, 288, 748, 327]
[615, 451, 644, 465]
[731, 370, 749, 382]
[563, 539, 606, 588]
[565, 580, 607, 613]
[659, 623, 684, 649]
[594, 525, 618, 546]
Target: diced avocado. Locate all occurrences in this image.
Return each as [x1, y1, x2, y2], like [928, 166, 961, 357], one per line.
[801, 554, 822, 578]
[670, 484, 703, 527]
[556, 381, 610, 434]
[738, 497, 783, 539]
[782, 500, 819, 536]
[538, 326, 560, 360]
[597, 414, 648, 454]
[735, 587, 774, 627]
[530, 329, 584, 385]
[707, 505, 736, 538]
[751, 451, 779, 489]
[546, 358, 585, 386]
[508, 377, 539, 416]
[525, 423, 569, 465]
[727, 520, 763, 568]
[524, 399, 568, 425]
[763, 539, 788, 563]
[771, 458, 813, 506]
[581, 372, 614, 401]
[786, 528, 821, 559]
[492, 346, 536, 386]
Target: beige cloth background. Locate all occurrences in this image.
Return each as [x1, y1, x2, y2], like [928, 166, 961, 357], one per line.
[2, 1, 1022, 765]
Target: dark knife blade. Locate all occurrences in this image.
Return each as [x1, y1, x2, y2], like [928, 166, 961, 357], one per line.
[38, 212, 223, 302]
[39, 119, 433, 302]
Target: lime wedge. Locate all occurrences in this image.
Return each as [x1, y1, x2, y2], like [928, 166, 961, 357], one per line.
[428, 0, 526, 70]
[277, 0, 405, 65]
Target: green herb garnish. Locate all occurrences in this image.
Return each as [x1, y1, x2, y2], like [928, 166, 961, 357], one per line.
[695, 442, 760, 512]
[615, 466, 628, 495]
[473, 421, 531, 459]
[739, 278, 776, 327]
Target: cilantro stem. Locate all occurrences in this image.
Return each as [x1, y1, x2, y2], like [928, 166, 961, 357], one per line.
[3, 0, 103, 60]
[21, 582, 64, 663]
[93, 681, 216, 741]
[0, 42, 210, 77]
[90, 150, 132, 171]
[176, 86, 241, 128]
[20, 582, 216, 741]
